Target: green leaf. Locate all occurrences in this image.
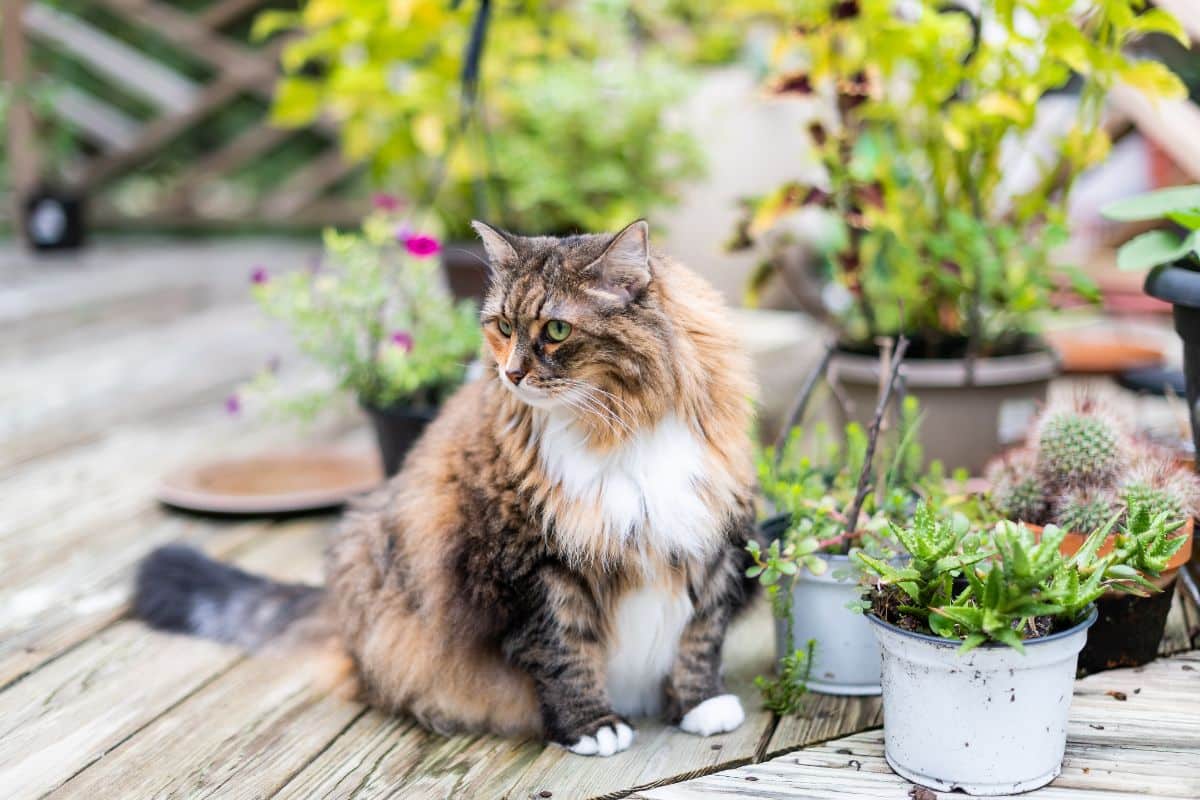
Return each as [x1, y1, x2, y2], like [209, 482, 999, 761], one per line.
[1102, 186, 1200, 222]
[250, 10, 299, 41]
[1115, 230, 1191, 271]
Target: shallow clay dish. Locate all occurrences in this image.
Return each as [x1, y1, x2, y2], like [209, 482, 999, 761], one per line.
[157, 451, 382, 514]
[1046, 329, 1164, 374]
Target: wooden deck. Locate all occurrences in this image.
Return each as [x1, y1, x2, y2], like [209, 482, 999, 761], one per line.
[1, 239, 1198, 800]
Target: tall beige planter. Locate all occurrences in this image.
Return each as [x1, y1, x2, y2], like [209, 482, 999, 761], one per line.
[831, 350, 1059, 475]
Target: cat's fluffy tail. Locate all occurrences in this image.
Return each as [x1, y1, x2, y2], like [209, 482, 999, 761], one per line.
[133, 545, 323, 649]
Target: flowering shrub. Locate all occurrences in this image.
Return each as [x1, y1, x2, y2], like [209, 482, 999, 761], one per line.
[248, 204, 480, 416]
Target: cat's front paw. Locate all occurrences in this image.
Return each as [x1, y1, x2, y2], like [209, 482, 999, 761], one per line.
[679, 694, 745, 736]
[558, 717, 636, 757]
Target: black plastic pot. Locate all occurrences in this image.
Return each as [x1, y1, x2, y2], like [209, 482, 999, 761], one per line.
[362, 403, 437, 477]
[759, 512, 791, 544]
[442, 241, 490, 301]
[1145, 263, 1200, 604]
[1076, 577, 1177, 676]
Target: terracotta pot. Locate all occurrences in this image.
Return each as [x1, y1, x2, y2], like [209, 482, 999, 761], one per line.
[1025, 517, 1193, 574]
[831, 349, 1058, 475]
[1026, 518, 1191, 675]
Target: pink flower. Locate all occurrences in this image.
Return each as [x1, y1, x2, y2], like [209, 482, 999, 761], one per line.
[403, 233, 441, 258]
[224, 394, 241, 415]
[250, 266, 269, 285]
[390, 330, 414, 353]
[372, 193, 402, 212]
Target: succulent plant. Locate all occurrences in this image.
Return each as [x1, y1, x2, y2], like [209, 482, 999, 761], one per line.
[1119, 454, 1200, 527]
[1033, 398, 1125, 489]
[1053, 486, 1121, 535]
[987, 449, 1048, 524]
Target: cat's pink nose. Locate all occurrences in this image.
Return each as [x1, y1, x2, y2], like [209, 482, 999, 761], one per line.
[505, 368, 526, 385]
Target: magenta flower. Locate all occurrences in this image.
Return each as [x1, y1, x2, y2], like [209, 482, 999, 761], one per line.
[224, 394, 241, 415]
[403, 233, 441, 258]
[250, 265, 269, 285]
[372, 192, 402, 212]
[390, 330, 414, 353]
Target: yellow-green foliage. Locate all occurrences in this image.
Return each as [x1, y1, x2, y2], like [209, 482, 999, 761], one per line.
[255, 1, 703, 238]
[735, 0, 1187, 352]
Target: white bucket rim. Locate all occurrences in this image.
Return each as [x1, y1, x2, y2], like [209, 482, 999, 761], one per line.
[864, 606, 1097, 650]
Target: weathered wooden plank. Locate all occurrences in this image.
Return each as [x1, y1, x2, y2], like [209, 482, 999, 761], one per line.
[80, 76, 244, 190]
[638, 728, 1196, 800]
[93, 0, 274, 87]
[4, 0, 39, 224]
[0, 513, 274, 690]
[0, 519, 327, 798]
[0, 238, 319, 350]
[641, 653, 1200, 799]
[48, 84, 141, 150]
[765, 692, 882, 758]
[482, 602, 779, 800]
[46, 524, 353, 800]
[260, 149, 358, 218]
[166, 123, 292, 211]
[0, 304, 298, 467]
[199, 0, 267, 30]
[272, 713, 449, 800]
[23, 3, 199, 113]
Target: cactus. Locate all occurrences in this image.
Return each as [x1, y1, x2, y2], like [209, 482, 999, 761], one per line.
[1053, 486, 1121, 534]
[987, 449, 1048, 524]
[1033, 398, 1125, 488]
[1119, 454, 1200, 526]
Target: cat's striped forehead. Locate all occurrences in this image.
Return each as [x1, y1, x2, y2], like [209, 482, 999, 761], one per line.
[482, 233, 613, 319]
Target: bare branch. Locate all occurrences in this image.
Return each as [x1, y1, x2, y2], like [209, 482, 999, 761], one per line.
[842, 335, 910, 537]
[773, 339, 837, 463]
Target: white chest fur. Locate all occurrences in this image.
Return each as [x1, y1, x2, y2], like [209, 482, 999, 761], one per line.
[534, 411, 719, 560]
[606, 583, 693, 716]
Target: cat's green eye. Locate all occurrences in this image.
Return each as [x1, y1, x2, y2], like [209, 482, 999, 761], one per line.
[545, 320, 572, 343]
[497, 318, 512, 337]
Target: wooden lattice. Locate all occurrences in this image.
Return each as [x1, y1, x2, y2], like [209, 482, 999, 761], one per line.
[2, 0, 364, 229]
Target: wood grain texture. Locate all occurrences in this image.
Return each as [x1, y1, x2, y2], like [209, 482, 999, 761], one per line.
[0, 519, 329, 799]
[636, 652, 1200, 800]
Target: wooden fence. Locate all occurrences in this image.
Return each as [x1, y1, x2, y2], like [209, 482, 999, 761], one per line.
[2, 0, 363, 230]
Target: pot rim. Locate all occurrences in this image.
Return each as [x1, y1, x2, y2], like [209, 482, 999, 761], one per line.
[831, 347, 1059, 388]
[359, 400, 440, 420]
[865, 606, 1098, 650]
[1145, 262, 1200, 309]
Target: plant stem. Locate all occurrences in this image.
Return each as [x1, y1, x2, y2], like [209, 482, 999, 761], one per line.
[773, 339, 837, 463]
[842, 335, 909, 537]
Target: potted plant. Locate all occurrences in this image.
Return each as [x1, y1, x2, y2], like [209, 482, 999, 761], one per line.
[854, 502, 1183, 795]
[255, 2, 702, 299]
[733, 0, 1188, 473]
[751, 340, 969, 700]
[1104, 184, 1200, 438]
[248, 207, 479, 475]
[987, 395, 1198, 672]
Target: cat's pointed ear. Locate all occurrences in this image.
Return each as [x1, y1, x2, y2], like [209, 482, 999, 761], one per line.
[471, 220, 518, 271]
[585, 220, 651, 305]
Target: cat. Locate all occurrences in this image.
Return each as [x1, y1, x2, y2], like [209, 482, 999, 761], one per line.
[134, 219, 761, 757]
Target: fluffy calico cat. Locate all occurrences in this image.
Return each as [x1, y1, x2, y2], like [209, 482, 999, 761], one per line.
[134, 220, 760, 756]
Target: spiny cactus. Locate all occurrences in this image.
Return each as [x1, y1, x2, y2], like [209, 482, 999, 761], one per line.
[987, 448, 1048, 524]
[1119, 454, 1200, 526]
[1033, 397, 1126, 489]
[1053, 486, 1121, 534]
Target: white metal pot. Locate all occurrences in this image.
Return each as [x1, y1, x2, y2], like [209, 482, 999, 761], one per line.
[868, 610, 1096, 796]
[775, 554, 881, 696]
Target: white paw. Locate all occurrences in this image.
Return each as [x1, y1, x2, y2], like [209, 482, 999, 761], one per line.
[679, 694, 745, 737]
[566, 722, 635, 757]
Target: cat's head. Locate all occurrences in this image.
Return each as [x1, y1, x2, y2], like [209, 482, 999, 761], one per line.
[473, 220, 673, 427]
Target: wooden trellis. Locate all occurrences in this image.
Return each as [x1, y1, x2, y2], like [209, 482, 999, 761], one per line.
[2, 0, 364, 229]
